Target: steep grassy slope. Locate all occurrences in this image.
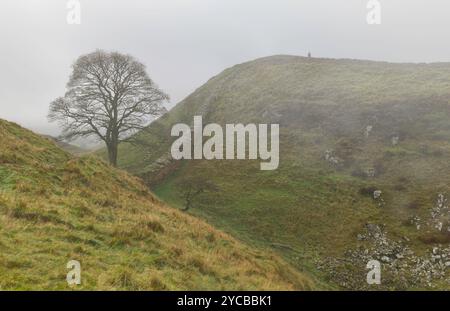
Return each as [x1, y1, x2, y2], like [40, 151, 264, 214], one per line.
[114, 56, 450, 289]
[0, 119, 316, 290]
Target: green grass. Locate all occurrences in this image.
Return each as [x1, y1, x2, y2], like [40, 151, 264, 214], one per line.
[113, 55, 450, 289]
[0, 119, 317, 290]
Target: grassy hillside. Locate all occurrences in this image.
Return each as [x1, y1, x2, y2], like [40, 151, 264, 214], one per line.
[0, 119, 316, 290]
[114, 56, 450, 290]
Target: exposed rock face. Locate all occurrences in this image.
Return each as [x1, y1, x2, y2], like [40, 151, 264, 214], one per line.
[364, 125, 373, 138]
[140, 152, 179, 186]
[147, 152, 174, 172]
[410, 215, 421, 230]
[317, 223, 450, 289]
[365, 167, 376, 178]
[373, 191, 382, 199]
[324, 149, 342, 167]
[373, 190, 385, 208]
[429, 194, 450, 232]
[318, 193, 450, 290]
[391, 135, 400, 146]
[409, 193, 450, 233]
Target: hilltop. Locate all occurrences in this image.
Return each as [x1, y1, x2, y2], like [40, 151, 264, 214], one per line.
[114, 55, 450, 289]
[0, 118, 315, 290]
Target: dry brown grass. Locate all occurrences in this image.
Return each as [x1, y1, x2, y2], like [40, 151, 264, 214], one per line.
[0, 119, 316, 290]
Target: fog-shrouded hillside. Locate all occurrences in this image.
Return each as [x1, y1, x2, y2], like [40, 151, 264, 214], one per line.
[114, 55, 450, 290]
[0, 119, 316, 290]
[41, 135, 89, 156]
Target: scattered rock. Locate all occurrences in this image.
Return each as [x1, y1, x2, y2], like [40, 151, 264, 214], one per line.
[317, 222, 450, 290]
[410, 215, 421, 230]
[324, 149, 342, 167]
[365, 167, 376, 178]
[373, 190, 382, 199]
[428, 194, 450, 232]
[391, 135, 400, 146]
[373, 190, 385, 208]
[364, 125, 373, 138]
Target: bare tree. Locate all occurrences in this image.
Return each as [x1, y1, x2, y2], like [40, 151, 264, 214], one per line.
[176, 177, 219, 211]
[48, 50, 169, 166]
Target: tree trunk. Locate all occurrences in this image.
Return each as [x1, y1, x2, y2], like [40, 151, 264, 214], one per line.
[107, 142, 118, 167]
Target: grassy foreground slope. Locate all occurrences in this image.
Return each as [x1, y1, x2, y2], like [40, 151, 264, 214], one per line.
[115, 56, 450, 289]
[0, 119, 315, 290]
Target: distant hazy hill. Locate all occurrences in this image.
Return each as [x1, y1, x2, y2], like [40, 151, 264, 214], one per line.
[0, 119, 315, 290]
[41, 135, 88, 155]
[115, 55, 450, 289]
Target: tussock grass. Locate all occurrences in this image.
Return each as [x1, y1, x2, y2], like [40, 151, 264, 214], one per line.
[0, 119, 315, 290]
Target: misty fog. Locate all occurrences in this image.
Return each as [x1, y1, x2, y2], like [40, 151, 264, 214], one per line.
[1, 0, 450, 137]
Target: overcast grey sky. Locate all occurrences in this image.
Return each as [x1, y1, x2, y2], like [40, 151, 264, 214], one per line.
[1, 0, 449, 135]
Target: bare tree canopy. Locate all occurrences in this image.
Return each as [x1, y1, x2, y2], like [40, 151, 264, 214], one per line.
[48, 50, 169, 166]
